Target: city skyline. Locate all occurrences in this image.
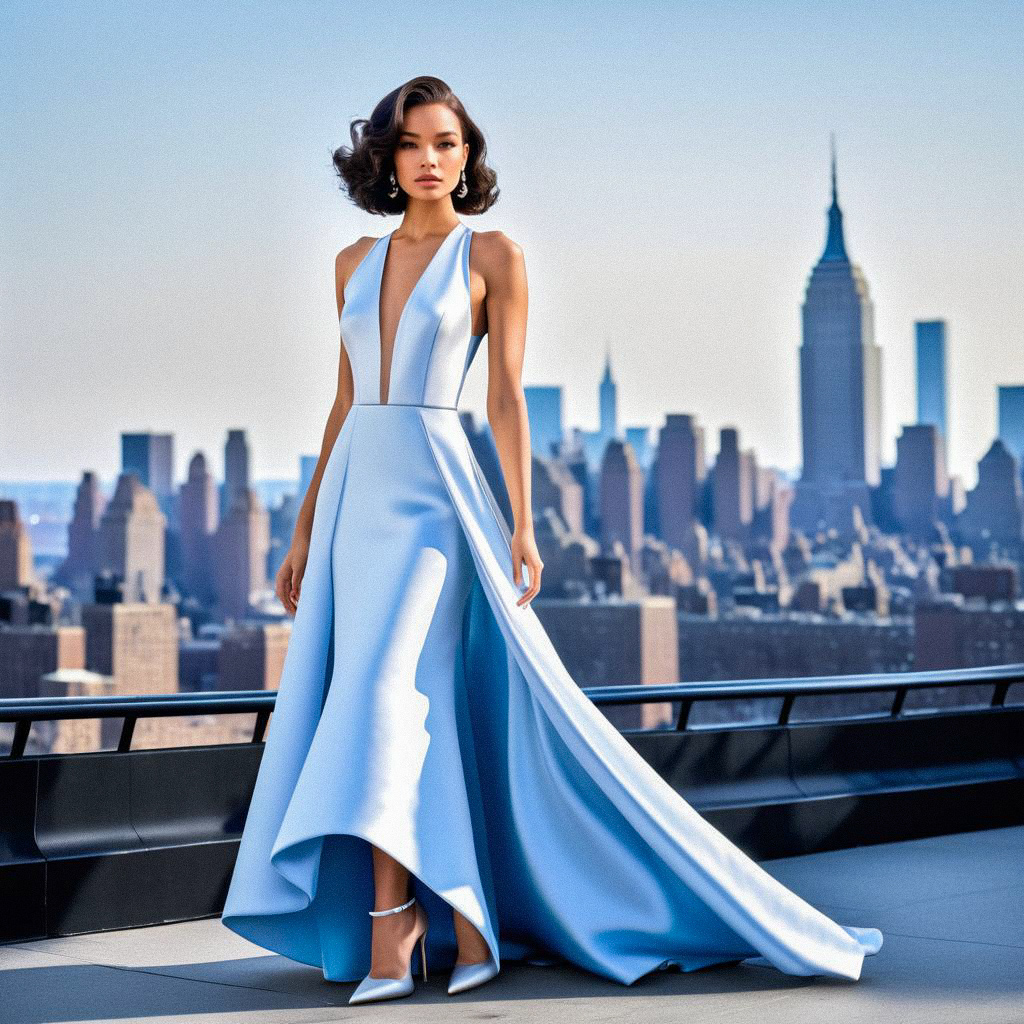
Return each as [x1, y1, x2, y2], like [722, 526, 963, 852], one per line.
[3, 2, 1022, 488]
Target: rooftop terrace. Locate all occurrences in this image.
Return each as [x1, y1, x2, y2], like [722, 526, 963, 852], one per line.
[6, 825, 1023, 1023]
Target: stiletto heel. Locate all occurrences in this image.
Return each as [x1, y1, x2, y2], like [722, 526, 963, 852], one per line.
[348, 894, 429, 1005]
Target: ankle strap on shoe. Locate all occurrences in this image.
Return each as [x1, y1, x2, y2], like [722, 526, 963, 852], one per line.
[368, 894, 416, 917]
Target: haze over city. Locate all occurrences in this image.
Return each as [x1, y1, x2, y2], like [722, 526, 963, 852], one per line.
[3, 1, 1022, 488]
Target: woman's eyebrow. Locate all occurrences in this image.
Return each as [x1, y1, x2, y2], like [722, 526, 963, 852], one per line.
[399, 130, 459, 139]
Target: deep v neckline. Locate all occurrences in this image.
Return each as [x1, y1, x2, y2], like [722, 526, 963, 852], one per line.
[376, 221, 464, 405]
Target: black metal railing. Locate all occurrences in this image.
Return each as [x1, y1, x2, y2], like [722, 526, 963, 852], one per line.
[592, 661, 1024, 729]
[2, 662, 1023, 943]
[0, 692, 274, 757]
[2, 662, 1022, 757]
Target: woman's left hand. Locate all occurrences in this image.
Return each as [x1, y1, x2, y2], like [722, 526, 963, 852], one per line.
[510, 526, 543, 607]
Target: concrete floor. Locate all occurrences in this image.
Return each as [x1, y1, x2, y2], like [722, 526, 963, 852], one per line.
[4, 825, 1023, 1024]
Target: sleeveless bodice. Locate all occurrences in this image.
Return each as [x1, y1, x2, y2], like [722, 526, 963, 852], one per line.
[339, 221, 484, 408]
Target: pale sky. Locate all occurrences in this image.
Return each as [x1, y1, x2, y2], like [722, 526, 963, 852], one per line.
[3, 1, 1022, 489]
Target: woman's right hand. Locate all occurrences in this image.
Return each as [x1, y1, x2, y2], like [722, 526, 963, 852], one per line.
[276, 537, 310, 617]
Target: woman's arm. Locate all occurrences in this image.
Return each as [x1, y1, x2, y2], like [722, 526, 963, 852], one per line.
[291, 245, 361, 544]
[479, 231, 544, 606]
[275, 239, 367, 614]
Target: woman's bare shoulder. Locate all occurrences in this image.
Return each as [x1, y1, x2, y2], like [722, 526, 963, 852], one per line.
[335, 234, 380, 292]
[470, 229, 526, 284]
[472, 228, 523, 258]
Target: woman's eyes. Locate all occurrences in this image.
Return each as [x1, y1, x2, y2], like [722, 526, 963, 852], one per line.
[399, 141, 455, 149]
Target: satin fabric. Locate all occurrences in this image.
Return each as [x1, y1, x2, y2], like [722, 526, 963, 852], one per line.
[220, 221, 883, 984]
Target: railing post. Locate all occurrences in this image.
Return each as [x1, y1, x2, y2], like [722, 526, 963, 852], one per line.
[779, 694, 796, 725]
[9, 719, 31, 758]
[675, 698, 693, 731]
[252, 708, 271, 743]
[891, 687, 907, 716]
[118, 716, 137, 752]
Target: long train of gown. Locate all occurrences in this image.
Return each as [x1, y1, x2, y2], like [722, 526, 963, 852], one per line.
[221, 220, 883, 984]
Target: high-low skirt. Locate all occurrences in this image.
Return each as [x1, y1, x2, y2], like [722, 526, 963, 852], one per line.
[221, 403, 883, 984]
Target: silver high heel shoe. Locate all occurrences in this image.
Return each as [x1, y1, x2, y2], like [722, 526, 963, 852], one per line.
[348, 894, 429, 1005]
[447, 953, 499, 995]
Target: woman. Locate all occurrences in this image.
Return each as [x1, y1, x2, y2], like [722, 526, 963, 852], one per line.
[220, 75, 882, 1005]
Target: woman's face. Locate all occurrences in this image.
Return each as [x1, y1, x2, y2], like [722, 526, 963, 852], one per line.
[393, 102, 468, 202]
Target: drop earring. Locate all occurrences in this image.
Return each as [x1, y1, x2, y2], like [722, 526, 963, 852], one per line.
[388, 171, 399, 199]
[456, 168, 468, 198]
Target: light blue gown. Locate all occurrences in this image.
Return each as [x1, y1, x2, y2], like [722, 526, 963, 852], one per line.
[220, 220, 883, 985]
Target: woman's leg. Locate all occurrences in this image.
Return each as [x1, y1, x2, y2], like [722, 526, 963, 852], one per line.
[452, 907, 492, 966]
[369, 843, 490, 970]
[367, 843, 427, 979]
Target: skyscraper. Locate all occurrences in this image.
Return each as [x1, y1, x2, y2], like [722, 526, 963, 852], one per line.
[0, 500, 35, 589]
[96, 473, 166, 603]
[215, 488, 270, 621]
[223, 429, 251, 519]
[179, 452, 219, 604]
[54, 472, 105, 599]
[121, 432, 174, 500]
[599, 439, 644, 569]
[791, 136, 882, 536]
[893, 424, 949, 539]
[524, 385, 565, 459]
[624, 426, 653, 470]
[655, 414, 706, 558]
[916, 320, 948, 445]
[960, 440, 1024, 545]
[598, 343, 618, 444]
[299, 455, 318, 506]
[998, 385, 1024, 461]
[713, 427, 754, 544]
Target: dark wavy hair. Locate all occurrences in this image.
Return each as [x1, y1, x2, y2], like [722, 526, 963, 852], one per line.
[332, 76, 499, 217]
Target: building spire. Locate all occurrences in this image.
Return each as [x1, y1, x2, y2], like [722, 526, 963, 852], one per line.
[821, 131, 849, 263]
[830, 131, 839, 205]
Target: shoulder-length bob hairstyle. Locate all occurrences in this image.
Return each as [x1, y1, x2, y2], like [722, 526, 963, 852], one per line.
[333, 76, 499, 217]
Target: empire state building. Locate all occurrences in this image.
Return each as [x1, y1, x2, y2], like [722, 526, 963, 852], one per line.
[791, 139, 883, 536]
